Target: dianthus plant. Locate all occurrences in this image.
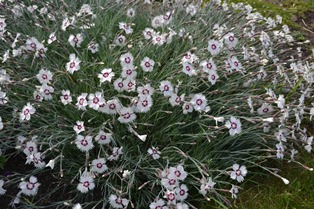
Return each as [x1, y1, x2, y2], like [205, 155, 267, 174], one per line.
[0, 0, 314, 208]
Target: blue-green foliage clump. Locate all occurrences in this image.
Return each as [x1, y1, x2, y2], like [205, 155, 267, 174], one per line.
[0, 0, 313, 208]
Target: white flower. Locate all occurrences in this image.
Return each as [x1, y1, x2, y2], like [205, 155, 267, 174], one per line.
[119, 22, 133, 34]
[200, 58, 217, 73]
[263, 123, 271, 133]
[224, 32, 238, 49]
[108, 147, 123, 161]
[88, 92, 105, 110]
[257, 68, 267, 80]
[68, 33, 83, 47]
[229, 56, 242, 71]
[182, 52, 198, 64]
[98, 68, 115, 83]
[100, 99, 121, 114]
[191, 94, 207, 112]
[230, 164, 247, 183]
[0, 179, 6, 195]
[73, 203, 82, 209]
[257, 103, 273, 115]
[47, 32, 56, 44]
[277, 94, 285, 109]
[75, 135, 94, 152]
[0, 69, 10, 85]
[91, 158, 107, 174]
[77, 172, 95, 193]
[149, 199, 168, 209]
[61, 17, 74, 31]
[26, 152, 46, 169]
[182, 102, 193, 114]
[66, 54, 81, 74]
[20, 103, 36, 122]
[109, 194, 129, 209]
[123, 78, 135, 92]
[230, 185, 239, 199]
[175, 184, 188, 201]
[23, 141, 38, 156]
[276, 142, 285, 158]
[163, 11, 173, 25]
[36, 69, 53, 84]
[120, 52, 134, 68]
[19, 176, 40, 196]
[169, 94, 184, 107]
[200, 177, 216, 196]
[208, 70, 219, 85]
[225, 116, 242, 136]
[77, 4, 93, 16]
[152, 33, 166, 46]
[151, 15, 164, 28]
[113, 78, 125, 92]
[87, 41, 99, 53]
[169, 165, 188, 181]
[143, 28, 156, 39]
[137, 84, 155, 97]
[159, 81, 174, 97]
[186, 4, 198, 16]
[39, 84, 54, 100]
[33, 89, 43, 102]
[0, 116, 3, 130]
[165, 190, 176, 205]
[0, 18, 6, 31]
[73, 121, 85, 134]
[182, 62, 196, 76]
[46, 159, 55, 169]
[135, 96, 153, 113]
[118, 107, 136, 123]
[207, 39, 222, 56]
[76, 93, 88, 110]
[147, 147, 161, 159]
[176, 203, 189, 209]
[122, 170, 131, 178]
[95, 130, 112, 145]
[115, 35, 126, 46]
[0, 90, 8, 105]
[25, 37, 40, 51]
[305, 137, 313, 153]
[126, 8, 136, 17]
[121, 64, 137, 79]
[60, 90, 72, 105]
[161, 176, 179, 190]
[140, 57, 155, 72]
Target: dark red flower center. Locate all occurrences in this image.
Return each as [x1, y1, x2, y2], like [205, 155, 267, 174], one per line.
[196, 99, 203, 105]
[26, 182, 35, 190]
[81, 139, 88, 146]
[83, 181, 90, 187]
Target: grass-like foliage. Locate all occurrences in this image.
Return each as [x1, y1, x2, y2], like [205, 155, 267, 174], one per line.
[0, 0, 313, 208]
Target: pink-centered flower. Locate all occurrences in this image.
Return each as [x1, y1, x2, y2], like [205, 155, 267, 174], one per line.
[77, 172, 95, 193]
[95, 130, 112, 145]
[20, 103, 36, 122]
[19, 176, 40, 196]
[66, 54, 81, 74]
[75, 135, 94, 152]
[230, 164, 247, 183]
[225, 116, 242, 136]
[98, 68, 115, 83]
[109, 194, 129, 209]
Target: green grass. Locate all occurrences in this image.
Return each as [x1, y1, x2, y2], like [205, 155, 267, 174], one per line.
[229, 0, 314, 28]
[234, 153, 314, 209]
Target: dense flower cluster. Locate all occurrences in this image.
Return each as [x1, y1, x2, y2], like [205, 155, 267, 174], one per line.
[0, 0, 313, 208]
